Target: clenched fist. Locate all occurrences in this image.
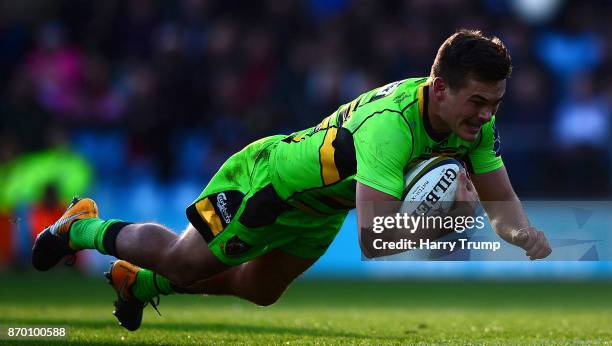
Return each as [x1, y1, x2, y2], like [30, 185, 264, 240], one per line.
[511, 226, 552, 260]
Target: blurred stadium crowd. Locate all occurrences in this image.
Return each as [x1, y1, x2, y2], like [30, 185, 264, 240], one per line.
[1, 0, 611, 267]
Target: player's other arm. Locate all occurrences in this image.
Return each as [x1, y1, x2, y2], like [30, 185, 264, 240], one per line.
[351, 109, 411, 257]
[471, 166, 552, 260]
[355, 182, 399, 258]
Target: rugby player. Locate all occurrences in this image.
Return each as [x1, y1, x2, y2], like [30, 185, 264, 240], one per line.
[32, 29, 552, 331]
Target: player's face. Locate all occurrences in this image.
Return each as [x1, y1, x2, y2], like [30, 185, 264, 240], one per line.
[439, 78, 506, 141]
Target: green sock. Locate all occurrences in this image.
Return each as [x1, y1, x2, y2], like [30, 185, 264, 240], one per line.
[69, 218, 122, 254]
[132, 269, 175, 301]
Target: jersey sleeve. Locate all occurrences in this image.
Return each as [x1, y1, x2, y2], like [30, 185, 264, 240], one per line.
[353, 113, 412, 199]
[467, 115, 504, 174]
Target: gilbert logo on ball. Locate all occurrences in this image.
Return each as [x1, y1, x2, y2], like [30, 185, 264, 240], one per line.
[400, 156, 462, 216]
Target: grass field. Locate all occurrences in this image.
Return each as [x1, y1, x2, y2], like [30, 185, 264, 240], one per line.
[0, 270, 610, 345]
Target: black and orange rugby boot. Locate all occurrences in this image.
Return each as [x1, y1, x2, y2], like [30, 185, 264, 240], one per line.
[104, 260, 161, 331]
[32, 197, 98, 271]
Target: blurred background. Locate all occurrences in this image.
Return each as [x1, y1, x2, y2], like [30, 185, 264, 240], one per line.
[0, 0, 611, 278]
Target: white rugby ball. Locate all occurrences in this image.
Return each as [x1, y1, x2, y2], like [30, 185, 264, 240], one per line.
[400, 156, 462, 216]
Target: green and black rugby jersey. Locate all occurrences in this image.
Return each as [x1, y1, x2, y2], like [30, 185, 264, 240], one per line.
[268, 77, 503, 215]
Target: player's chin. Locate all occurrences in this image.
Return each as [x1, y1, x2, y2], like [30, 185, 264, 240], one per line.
[457, 125, 480, 141]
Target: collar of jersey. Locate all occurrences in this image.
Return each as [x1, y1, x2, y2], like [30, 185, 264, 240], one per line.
[418, 82, 448, 143]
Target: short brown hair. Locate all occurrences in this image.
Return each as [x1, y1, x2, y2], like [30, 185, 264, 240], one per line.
[430, 29, 512, 90]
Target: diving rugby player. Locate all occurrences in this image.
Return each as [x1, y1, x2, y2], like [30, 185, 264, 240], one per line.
[32, 30, 551, 331]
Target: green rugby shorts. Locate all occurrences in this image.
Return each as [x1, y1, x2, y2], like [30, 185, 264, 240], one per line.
[186, 135, 347, 266]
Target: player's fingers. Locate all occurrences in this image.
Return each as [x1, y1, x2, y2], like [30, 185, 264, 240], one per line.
[529, 244, 551, 260]
[454, 172, 468, 200]
[455, 170, 479, 203]
[525, 233, 541, 257]
[469, 189, 479, 202]
[464, 171, 476, 192]
[525, 231, 545, 257]
[532, 244, 552, 259]
[457, 169, 467, 187]
[535, 234, 552, 259]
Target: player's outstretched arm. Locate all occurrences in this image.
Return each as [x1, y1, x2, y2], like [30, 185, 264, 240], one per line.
[471, 166, 552, 260]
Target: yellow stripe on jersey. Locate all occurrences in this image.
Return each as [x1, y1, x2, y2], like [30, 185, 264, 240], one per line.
[346, 98, 359, 121]
[417, 82, 427, 117]
[320, 127, 340, 185]
[195, 197, 223, 235]
[321, 115, 331, 129]
[292, 133, 305, 142]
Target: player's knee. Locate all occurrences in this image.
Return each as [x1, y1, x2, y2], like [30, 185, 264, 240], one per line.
[250, 278, 289, 307]
[248, 262, 297, 306]
[251, 289, 283, 307]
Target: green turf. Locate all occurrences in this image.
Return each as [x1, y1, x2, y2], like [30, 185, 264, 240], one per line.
[0, 270, 610, 345]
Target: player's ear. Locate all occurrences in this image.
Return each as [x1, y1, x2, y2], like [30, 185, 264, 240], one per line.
[431, 77, 447, 101]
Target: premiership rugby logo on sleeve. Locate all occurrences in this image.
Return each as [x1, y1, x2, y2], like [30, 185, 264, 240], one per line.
[368, 79, 406, 102]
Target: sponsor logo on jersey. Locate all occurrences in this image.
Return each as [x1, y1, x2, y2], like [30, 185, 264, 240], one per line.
[216, 192, 232, 224]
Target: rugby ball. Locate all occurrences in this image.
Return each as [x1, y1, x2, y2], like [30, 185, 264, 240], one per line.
[400, 156, 462, 216]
